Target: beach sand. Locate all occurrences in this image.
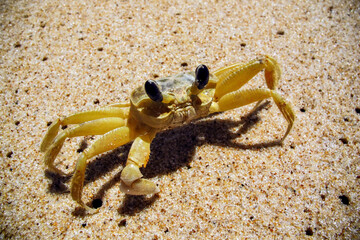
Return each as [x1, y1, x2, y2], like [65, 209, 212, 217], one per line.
[1, 0, 359, 238]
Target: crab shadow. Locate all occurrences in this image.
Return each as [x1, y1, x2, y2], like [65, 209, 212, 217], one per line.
[45, 101, 281, 215]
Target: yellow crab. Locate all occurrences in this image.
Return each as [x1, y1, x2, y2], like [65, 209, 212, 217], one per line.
[40, 56, 295, 212]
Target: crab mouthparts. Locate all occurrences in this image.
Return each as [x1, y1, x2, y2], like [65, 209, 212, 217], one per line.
[172, 105, 197, 125]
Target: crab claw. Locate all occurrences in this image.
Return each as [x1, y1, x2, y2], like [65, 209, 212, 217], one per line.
[120, 179, 160, 195]
[120, 163, 159, 195]
[120, 164, 143, 186]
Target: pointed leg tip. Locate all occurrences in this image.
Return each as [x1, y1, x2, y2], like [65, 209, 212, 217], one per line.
[39, 144, 47, 153]
[74, 202, 99, 215]
[84, 206, 100, 215]
[47, 165, 66, 175]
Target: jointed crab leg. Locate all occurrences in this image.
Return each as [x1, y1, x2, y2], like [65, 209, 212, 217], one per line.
[40, 106, 129, 152]
[71, 126, 135, 211]
[71, 125, 159, 210]
[210, 88, 294, 140]
[210, 56, 295, 141]
[43, 117, 126, 173]
[40, 106, 129, 172]
[41, 101, 159, 210]
[213, 56, 280, 100]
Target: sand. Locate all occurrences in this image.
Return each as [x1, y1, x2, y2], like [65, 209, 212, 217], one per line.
[1, 0, 359, 239]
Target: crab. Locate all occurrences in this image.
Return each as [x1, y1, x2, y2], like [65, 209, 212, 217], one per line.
[40, 56, 295, 212]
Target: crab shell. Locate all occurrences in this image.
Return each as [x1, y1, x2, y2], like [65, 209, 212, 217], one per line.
[130, 72, 217, 129]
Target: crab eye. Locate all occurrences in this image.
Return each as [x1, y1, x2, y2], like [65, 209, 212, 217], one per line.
[195, 64, 209, 90]
[145, 80, 163, 102]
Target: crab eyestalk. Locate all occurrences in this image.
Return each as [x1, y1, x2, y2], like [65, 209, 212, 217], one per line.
[190, 64, 210, 95]
[145, 80, 163, 102]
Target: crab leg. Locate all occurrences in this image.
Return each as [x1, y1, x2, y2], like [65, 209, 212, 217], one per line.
[210, 88, 294, 141]
[119, 131, 159, 195]
[210, 56, 294, 141]
[213, 55, 280, 100]
[71, 126, 135, 211]
[43, 117, 126, 173]
[40, 106, 129, 152]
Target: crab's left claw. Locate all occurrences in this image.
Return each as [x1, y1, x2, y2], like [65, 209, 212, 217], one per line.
[120, 178, 160, 195]
[119, 133, 160, 195]
[120, 163, 159, 195]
